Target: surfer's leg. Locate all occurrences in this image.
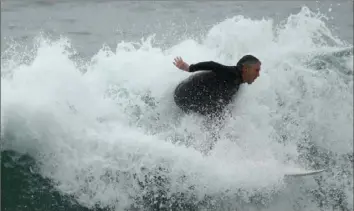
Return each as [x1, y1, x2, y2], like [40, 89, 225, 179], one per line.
[173, 81, 202, 114]
[173, 83, 190, 113]
[203, 107, 233, 152]
[174, 78, 227, 117]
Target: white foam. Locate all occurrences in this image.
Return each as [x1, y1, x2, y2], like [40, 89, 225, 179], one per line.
[1, 6, 353, 211]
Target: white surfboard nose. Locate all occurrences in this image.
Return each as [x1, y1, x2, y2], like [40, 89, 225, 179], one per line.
[284, 168, 326, 177]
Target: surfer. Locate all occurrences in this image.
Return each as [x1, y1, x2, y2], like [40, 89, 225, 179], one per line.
[173, 55, 261, 118]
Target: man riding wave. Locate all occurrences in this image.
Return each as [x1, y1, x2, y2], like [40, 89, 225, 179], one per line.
[172, 55, 261, 118]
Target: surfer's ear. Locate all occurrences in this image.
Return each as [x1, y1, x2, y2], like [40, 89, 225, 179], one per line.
[242, 64, 249, 72]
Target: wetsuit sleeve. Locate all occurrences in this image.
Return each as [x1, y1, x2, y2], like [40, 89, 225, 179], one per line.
[188, 61, 236, 73]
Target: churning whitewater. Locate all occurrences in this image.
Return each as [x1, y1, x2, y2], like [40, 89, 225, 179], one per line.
[1, 6, 353, 211]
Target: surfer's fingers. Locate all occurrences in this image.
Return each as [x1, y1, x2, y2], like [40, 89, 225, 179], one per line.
[173, 57, 185, 68]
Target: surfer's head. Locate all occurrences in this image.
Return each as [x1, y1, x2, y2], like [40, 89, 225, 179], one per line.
[237, 55, 261, 84]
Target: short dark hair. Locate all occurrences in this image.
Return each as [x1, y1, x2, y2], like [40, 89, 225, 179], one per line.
[236, 55, 260, 68]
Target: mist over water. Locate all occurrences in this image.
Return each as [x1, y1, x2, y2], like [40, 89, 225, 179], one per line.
[1, 6, 353, 211]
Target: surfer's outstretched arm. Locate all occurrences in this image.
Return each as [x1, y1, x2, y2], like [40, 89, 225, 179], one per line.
[173, 57, 236, 73]
[188, 61, 236, 73]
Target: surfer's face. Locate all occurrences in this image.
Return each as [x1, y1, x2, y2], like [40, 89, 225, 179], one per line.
[242, 62, 261, 84]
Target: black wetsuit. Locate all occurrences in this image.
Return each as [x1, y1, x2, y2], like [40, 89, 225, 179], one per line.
[173, 61, 244, 117]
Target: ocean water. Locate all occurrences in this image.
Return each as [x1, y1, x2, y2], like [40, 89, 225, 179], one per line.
[1, 1, 353, 211]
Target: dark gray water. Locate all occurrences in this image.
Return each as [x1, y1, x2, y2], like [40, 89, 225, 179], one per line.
[2, 0, 353, 57]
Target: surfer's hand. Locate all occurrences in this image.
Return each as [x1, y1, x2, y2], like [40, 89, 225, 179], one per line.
[173, 56, 189, 72]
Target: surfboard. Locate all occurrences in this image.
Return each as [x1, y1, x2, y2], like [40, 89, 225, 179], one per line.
[284, 168, 326, 177]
